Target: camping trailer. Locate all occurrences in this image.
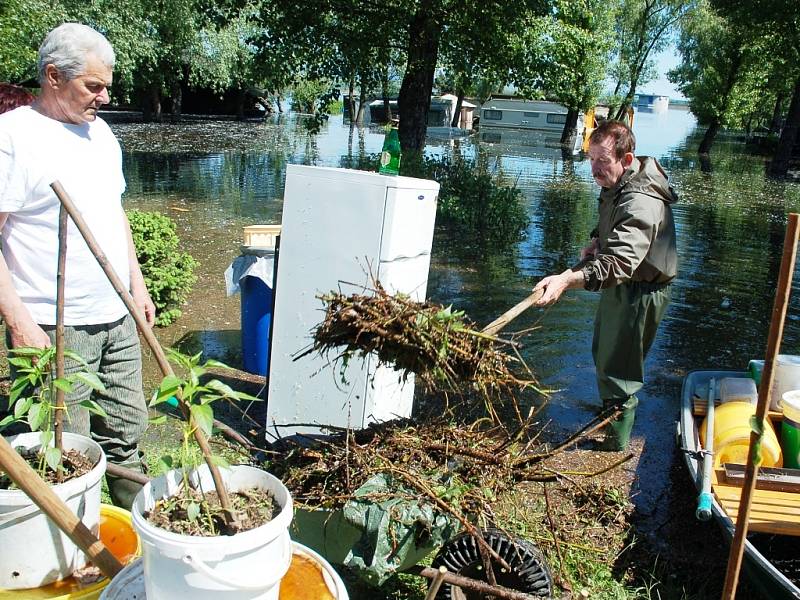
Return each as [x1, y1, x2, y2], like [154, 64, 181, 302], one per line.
[479, 97, 584, 134]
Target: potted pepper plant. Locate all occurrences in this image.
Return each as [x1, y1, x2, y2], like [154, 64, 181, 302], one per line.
[130, 349, 293, 600]
[0, 345, 107, 589]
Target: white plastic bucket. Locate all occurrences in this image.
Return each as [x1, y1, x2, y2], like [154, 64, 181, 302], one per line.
[0, 432, 106, 589]
[131, 465, 293, 600]
[770, 354, 800, 411]
[99, 542, 349, 600]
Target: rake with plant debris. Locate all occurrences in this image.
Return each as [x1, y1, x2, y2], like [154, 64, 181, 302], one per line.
[297, 282, 543, 420]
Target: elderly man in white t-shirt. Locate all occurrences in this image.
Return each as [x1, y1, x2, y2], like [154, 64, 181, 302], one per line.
[0, 23, 155, 508]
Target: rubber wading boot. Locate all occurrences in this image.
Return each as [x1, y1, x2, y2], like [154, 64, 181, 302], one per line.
[106, 458, 147, 510]
[601, 396, 638, 451]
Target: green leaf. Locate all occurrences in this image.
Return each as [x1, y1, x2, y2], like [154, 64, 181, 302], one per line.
[63, 349, 90, 368]
[9, 377, 33, 403]
[27, 403, 45, 431]
[39, 430, 53, 447]
[190, 403, 214, 437]
[749, 415, 764, 436]
[149, 414, 168, 425]
[53, 379, 74, 394]
[204, 379, 237, 399]
[14, 396, 33, 419]
[8, 357, 32, 368]
[9, 347, 46, 356]
[157, 455, 174, 473]
[79, 399, 108, 417]
[45, 446, 61, 472]
[73, 372, 106, 392]
[151, 375, 182, 406]
[0, 415, 17, 430]
[187, 501, 200, 522]
[203, 359, 230, 370]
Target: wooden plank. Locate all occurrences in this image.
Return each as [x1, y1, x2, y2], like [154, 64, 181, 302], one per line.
[691, 396, 782, 421]
[723, 463, 800, 493]
[713, 483, 800, 536]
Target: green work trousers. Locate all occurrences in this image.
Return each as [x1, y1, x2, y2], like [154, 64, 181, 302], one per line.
[592, 281, 671, 450]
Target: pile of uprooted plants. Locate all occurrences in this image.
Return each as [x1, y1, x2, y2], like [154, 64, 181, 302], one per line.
[269, 412, 628, 524]
[301, 283, 540, 421]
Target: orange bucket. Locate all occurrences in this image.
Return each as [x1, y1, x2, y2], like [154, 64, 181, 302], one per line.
[0, 504, 140, 599]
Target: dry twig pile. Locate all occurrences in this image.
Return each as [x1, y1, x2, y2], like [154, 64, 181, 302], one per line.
[305, 284, 539, 405]
[271, 414, 627, 515]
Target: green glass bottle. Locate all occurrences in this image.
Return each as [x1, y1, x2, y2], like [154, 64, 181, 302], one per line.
[378, 124, 401, 175]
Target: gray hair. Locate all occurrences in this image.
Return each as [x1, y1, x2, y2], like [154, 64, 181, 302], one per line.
[37, 23, 115, 84]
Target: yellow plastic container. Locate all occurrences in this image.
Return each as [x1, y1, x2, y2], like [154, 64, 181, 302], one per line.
[0, 505, 140, 599]
[700, 401, 783, 468]
[243, 224, 281, 248]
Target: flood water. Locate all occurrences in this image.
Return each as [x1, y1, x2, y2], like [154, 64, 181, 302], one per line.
[113, 107, 800, 541]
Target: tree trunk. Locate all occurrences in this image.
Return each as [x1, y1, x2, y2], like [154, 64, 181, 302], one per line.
[769, 75, 800, 178]
[768, 92, 784, 135]
[170, 81, 182, 122]
[560, 108, 579, 145]
[615, 90, 634, 121]
[398, 1, 441, 152]
[355, 79, 367, 124]
[236, 88, 246, 121]
[143, 84, 162, 123]
[347, 76, 356, 122]
[347, 121, 355, 161]
[451, 88, 465, 128]
[699, 153, 712, 173]
[698, 119, 720, 155]
[381, 70, 393, 122]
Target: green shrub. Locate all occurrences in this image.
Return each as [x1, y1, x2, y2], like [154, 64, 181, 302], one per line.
[342, 152, 529, 246]
[127, 210, 198, 327]
[409, 155, 529, 245]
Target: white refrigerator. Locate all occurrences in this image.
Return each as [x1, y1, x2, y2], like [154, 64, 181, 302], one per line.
[266, 165, 440, 438]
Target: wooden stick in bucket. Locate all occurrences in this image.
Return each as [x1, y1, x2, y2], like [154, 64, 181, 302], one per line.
[721, 212, 800, 599]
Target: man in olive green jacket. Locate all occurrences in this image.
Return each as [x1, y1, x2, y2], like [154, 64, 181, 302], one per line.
[533, 120, 677, 450]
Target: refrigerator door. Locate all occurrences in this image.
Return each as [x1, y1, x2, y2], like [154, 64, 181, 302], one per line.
[377, 254, 433, 302]
[379, 186, 439, 261]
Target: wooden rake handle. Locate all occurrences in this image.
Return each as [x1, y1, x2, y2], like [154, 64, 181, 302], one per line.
[0, 434, 124, 579]
[481, 288, 544, 336]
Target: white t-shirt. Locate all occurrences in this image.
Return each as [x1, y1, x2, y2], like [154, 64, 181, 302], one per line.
[0, 106, 130, 325]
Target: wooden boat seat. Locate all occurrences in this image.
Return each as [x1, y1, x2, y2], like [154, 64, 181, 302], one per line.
[712, 474, 800, 536]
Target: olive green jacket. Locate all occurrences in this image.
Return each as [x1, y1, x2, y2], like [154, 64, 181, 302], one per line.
[581, 156, 678, 291]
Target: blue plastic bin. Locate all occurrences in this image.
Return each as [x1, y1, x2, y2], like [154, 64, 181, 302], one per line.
[240, 248, 276, 376]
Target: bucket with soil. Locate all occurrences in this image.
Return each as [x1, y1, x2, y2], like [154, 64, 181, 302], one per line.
[0, 432, 106, 589]
[130, 464, 293, 599]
